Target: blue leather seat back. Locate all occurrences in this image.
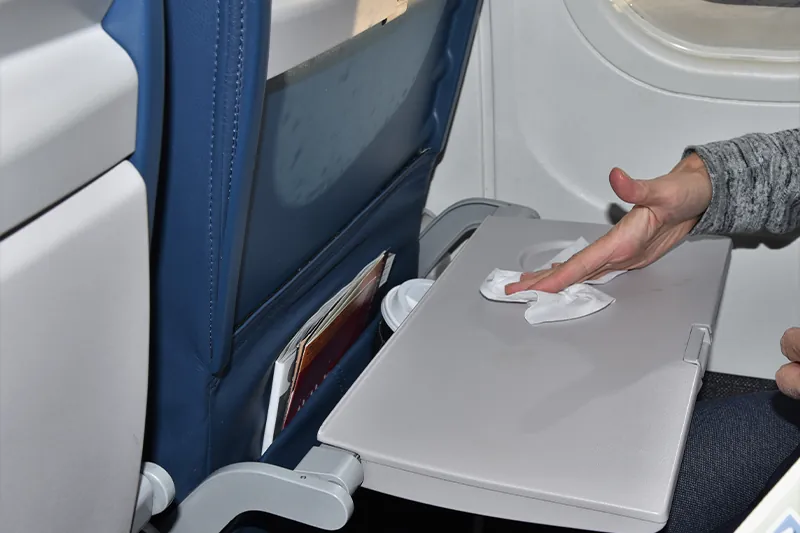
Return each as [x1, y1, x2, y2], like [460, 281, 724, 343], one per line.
[150, 0, 481, 502]
[102, 0, 165, 233]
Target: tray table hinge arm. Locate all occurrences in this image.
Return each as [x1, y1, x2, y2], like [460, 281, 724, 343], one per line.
[168, 446, 363, 533]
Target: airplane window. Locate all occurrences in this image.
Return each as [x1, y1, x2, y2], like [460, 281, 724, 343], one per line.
[620, 0, 800, 59]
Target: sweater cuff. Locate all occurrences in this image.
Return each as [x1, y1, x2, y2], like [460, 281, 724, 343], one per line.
[684, 142, 733, 236]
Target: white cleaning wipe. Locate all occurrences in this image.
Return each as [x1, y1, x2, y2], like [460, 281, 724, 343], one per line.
[478, 237, 626, 325]
[479, 269, 615, 325]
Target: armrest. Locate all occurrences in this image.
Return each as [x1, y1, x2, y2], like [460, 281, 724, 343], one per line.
[418, 198, 539, 278]
[168, 446, 363, 533]
[132, 463, 175, 533]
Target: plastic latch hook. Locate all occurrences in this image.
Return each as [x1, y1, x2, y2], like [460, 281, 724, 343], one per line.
[683, 325, 712, 374]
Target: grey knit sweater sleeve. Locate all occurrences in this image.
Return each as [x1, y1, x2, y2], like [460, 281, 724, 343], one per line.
[685, 128, 800, 235]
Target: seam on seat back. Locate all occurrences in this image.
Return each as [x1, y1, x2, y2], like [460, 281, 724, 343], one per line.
[150, 0, 271, 500]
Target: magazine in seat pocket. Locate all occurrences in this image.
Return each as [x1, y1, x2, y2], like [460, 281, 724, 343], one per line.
[261, 317, 381, 469]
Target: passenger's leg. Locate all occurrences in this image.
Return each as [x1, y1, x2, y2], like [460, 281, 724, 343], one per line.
[665, 391, 800, 533]
[713, 442, 800, 532]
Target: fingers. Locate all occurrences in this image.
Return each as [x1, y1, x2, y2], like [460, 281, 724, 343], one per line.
[588, 268, 615, 282]
[505, 271, 550, 294]
[776, 362, 800, 400]
[610, 167, 678, 211]
[529, 237, 614, 293]
[777, 329, 800, 399]
[610, 168, 651, 206]
[507, 235, 618, 294]
[507, 264, 565, 294]
[504, 280, 531, 295]
[781, 327, 800, 363]
[520, 263, 561, 280]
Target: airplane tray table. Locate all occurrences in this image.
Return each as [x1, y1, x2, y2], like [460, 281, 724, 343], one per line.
[319, 216, 732, 533]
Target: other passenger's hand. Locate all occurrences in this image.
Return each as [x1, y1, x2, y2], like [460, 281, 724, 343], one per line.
[778, 328, 800, 399]
[505, 153, 713, 295]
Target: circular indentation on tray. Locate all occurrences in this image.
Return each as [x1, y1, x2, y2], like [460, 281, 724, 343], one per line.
[518, 240, 576, 271]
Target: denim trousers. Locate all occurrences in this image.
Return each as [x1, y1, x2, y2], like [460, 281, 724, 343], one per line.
[665, 391, 800, 533]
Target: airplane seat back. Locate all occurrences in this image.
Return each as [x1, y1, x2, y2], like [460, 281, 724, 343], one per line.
[148, 0, 481, 508]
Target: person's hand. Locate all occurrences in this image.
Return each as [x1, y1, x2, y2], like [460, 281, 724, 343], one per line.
[505, 153, 713, 295]
[777, 328, 800, 399]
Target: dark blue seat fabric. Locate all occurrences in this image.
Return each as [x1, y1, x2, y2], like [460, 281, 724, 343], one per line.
[149, 0, 272, 500]
[149, 0, 482, 504]
[102, 0, 165, 234]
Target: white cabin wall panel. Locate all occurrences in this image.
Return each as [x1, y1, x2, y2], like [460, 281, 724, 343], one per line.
[432, 0, 800, 378]
[426, 9, 488, 216]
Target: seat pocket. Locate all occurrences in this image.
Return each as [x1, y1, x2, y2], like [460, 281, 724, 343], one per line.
[260, 317, 381, 469]
[223, 149, 435, 375]
[209, 150, 433, 473]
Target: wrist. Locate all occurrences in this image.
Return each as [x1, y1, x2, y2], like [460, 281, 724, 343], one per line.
[679, 152, 712, 210]
[676, 152, 714, 233]
[676, 152, 708, 177]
